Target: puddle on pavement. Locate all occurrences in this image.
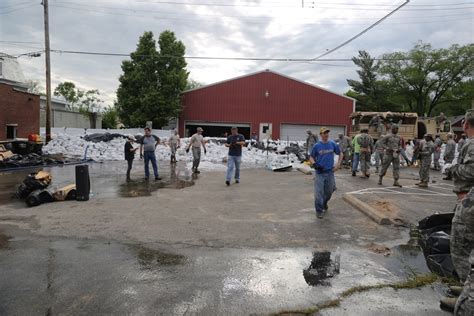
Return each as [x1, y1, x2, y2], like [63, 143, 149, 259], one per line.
[132, 245, 187, 268]
[0, 162, 196, 204]
[303, 251, 340, 286]
[118, 177, 194, 198]
[0, 230, 439, 315]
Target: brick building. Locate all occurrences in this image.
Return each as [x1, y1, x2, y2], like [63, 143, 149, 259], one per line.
[0, 80, 40, 140]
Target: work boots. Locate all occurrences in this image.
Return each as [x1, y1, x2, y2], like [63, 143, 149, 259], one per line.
[449, 285, 463, 296]
[417, 182, 428, 188]
[393, 180, 402, 187]
[378, 177, 383, 185]
[440, 297, 457, 312]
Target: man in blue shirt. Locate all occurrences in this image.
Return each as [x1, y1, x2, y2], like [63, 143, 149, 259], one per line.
[310, 127, 343, 219]
[225, 127, 246, 186]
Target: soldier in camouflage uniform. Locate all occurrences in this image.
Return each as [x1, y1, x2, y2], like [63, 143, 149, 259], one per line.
[337, 133, 352, 168]
[444, 133, 456, 164]
[415, 134, 434, 188]
[443, 133, 457, 181]
[440, 109, 474, 312]
[374, 138, 385, 173]
[357, 128, 374, 177]
[458, 134, 467, 154]
[433, 134, 443, 170]
[378, 124, 402, 187]
[454, 250, 473, 315]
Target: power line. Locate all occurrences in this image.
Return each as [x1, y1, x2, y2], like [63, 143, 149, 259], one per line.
[52, 2, 474, 21]
[55, 0, 474, 10]
[49, 3, 473, 26]
[14, 48, 447, 63]
[312, 0, 410, 60]
[0, 0, 36, 10]
[0, 3, 39, 14]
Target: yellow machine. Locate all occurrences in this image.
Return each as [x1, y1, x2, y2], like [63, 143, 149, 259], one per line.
[350, 111, 452, 141]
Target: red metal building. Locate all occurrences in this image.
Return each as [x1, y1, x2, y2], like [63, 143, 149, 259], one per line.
[179, 70, 355, 140]
[0, 81, 40, 140]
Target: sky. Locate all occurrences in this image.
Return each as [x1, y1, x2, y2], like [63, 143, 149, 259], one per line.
[1, 0, 473, 105]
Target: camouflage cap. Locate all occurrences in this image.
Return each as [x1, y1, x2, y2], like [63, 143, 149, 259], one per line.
[391, 124, 399, 129]
[424, 133, 433, 139]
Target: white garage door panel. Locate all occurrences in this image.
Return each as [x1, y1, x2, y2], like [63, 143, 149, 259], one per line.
[280, 124, 345, 141]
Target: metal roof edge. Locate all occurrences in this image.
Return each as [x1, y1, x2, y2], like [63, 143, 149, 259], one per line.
[182, 69, 356, 102]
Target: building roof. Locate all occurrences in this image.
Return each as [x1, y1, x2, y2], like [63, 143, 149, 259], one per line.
[182, 69, 355, 102]
[0, 53, 26, 83]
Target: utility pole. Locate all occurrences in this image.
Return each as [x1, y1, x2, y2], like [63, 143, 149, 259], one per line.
[42, 0, 52, 143]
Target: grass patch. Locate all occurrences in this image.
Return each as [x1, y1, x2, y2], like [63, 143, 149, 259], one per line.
[275, 273, 439, 315]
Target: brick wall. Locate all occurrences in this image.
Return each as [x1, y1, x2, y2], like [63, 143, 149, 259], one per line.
[0, 83, 40, 140]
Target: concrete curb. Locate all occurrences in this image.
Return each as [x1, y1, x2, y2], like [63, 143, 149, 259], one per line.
[343, 193, 391, 225]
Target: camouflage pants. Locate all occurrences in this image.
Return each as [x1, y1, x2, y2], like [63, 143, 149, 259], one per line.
[419, 155, 431, 182]
[342, 148, 351, 166]
[360, 150, 371, 175]
[451, 189, 474, 282]
[374, 152, 384, 169]
[380, 151, 400, 180]
[455, 251, 474, 316]
[433, 151, 441, 169]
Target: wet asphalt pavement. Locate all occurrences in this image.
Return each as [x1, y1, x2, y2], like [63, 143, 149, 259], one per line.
[0, 162, 454, 315]
[0, 226, 447, 315]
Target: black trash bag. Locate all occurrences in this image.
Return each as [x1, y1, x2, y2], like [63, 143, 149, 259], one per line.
[418, 212, 458, 280]
[426, 254, 458, 279]
[426, 231, 451, 255]
[25, 189, 54, 207]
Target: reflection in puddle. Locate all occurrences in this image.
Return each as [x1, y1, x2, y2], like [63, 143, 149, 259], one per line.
[132, 245, 187, 269]
[119, 163, 194, 197]
[303, 251, 340, 286]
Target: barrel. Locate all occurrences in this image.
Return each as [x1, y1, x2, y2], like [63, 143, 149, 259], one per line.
[75, 165, 90, 201]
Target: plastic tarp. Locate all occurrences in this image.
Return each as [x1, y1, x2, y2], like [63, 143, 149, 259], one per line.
[418, 212, 458, 280]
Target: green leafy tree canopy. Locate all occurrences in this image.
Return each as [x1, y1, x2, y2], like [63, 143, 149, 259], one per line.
[54, 81, 103, 112]
[116, 30, 189, 128]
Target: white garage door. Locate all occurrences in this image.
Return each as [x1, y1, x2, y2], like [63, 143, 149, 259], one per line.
[280, 124, 346, 141]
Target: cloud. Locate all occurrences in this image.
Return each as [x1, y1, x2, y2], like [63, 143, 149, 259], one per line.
[1, 0, 472, 105]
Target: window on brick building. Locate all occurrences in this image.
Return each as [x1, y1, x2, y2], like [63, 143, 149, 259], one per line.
[6, 125, 17, 139]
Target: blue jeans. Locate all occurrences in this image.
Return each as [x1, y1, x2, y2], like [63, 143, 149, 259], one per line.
[314, 171, 335, 214]
[352, 153, 360, 172]
[143, 151, 158, 178]
[226, 155, 242, 182]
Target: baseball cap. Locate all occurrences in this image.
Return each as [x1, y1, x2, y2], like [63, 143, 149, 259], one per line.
[319, 127, 330, 134]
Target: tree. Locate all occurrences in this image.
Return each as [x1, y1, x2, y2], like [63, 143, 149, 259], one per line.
[116, 30, 189, 128]
[346, 50, 394, 111]
[101, 105, 119, 129]
[25, 80, 45, 95]
[379, 42, 474, 116]
[186, 78, 203, 90]
[54, 81, 103, 112]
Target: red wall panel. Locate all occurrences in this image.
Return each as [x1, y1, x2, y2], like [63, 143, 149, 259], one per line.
[179, 71, 354, 139]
